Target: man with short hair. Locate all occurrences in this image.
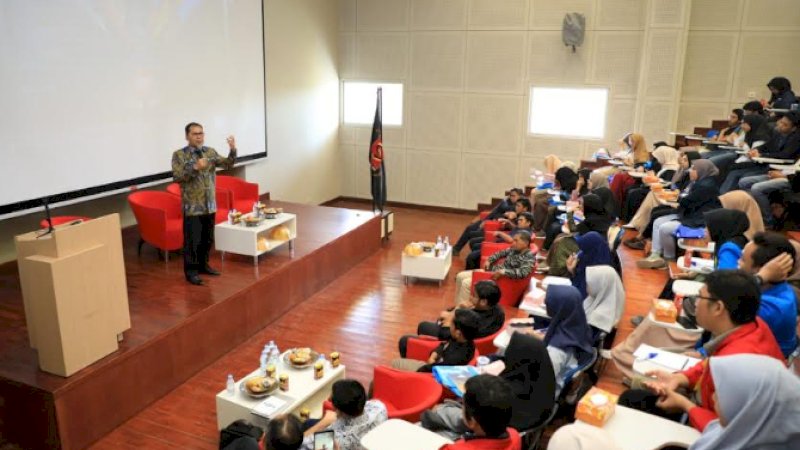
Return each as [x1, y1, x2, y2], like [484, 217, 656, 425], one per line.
[266, 414, 304, 450]
[454, 232, 534, 305]
[452, 188, 525, 256]
[392, 309, 480, 372]
[743, 100, 766, 116]
[302, 380, 387, 450]
[737, 231, 798, 358]
[619, 270, 784, 431]
[439, 374, 520, 450]
[721, 112, 800, 193]
[397, 280, 505, 357]
[171, 122, 237, 285]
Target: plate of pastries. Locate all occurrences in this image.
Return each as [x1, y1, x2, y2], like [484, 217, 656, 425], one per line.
[283, 347, 319, 369]
[241, 375, 279, 398]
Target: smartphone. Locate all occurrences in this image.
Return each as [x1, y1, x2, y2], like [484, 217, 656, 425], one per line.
[313, 430, 335, 450]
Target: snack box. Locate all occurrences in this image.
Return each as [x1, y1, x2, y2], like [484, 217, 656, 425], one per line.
[653, 299, 678, 323]
[576, 387, 618, 427]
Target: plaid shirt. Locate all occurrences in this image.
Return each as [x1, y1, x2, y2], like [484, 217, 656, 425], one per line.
[486, 247, 534, 279]
[171, 146, 236, 216]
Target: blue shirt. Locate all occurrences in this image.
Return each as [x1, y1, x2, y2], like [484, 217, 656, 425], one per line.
[759, 282, 798, 358]
[715, 242, 743, 270]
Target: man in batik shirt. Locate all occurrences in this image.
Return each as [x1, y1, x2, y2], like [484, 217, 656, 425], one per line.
[171, 122, 236, 285]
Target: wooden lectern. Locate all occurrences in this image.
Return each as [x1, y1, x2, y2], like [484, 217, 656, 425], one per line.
[14, 214, 130, 377]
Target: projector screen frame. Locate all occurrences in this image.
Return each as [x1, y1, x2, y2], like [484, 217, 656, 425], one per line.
[0, 0, 269, 219]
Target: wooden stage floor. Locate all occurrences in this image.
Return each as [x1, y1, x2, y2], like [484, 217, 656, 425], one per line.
[0, 201, 382, 450]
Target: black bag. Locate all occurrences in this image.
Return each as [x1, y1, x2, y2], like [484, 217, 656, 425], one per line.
[219, 419, 263, 450]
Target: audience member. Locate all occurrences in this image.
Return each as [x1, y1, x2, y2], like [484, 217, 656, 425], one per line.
[302, 380, 387, 450]
[618, 270, 783, 430]
[720, 112, 800, 193]
[265, 415, 303, 450]
[566, 231, 615, 297]
[718, 190, 765, 240]
[737, 232, 798, 357]
[746, 170, 794, 226]
[465, 212, 533, 270]
[582, 266, 625, 337]
[621, 145, 679, 221]
[766, 76, 797, 111]
[638, 160, 721, 269]
[707, 113, 772, 179]
[688, 354, 800, 450]
[421, 333, 555, 440]
[454, 233, 534, 305]
[453, 188, 524, 255]
[742, 100, 765, 116]
[768, 190, 800, 231]
[704, 208, 750, 269]
[437, 375, 521, 450]
[398, 280, 504, 357]
[392, 309, 479, 372]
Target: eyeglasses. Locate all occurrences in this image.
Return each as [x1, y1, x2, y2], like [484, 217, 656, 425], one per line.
[687, 295, 718, 303]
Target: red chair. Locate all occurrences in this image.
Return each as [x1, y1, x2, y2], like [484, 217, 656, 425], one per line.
[39, 216, 91, 229]
[479, 211, 490, 220]
[165, 183, 231, 224]
[471, 268, 532, 308]
[323, 366, 443, 423]
[479, 241, 539, 270]
[216, 175, 259, 213]
[483, 220, 503, 232]
[128, 191, 183, 261]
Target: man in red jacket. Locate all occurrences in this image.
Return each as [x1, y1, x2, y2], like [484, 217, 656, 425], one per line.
[638, 270, 784, 430]
[439, 375, 521, 450]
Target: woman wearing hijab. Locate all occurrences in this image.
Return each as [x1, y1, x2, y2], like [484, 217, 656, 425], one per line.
[500, 332, 556, 430]
[766, 76, 797, 111]
[719, 191, 764, 240]
[567, 231, 615, 297]
[621, 145, 680, 221]
[689, 354, 800, 450]
[704, 209, 750, 269]
[625, 152, 702, 250]
[583, 266, 625, 338]
[420, 332, 557, 439]
[590, 133, 649, 189]
[638, 160, 722, 269]
[543, 193, 614, 251]
[541, 285, 595, 394]
[538, 167, 579, 249]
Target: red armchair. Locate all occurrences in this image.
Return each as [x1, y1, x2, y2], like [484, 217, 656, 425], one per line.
[165, 183, 231, 224]
[128, 191, 183, 261]
[483, 220, 503, 232]
[478, 241, 539, 270]
[471, 265, 533, 308]
[410, 327, 505, 359]
[216, 175, 259, 213]
[39, 216, 91, 229]
[324, 366, 443, 423]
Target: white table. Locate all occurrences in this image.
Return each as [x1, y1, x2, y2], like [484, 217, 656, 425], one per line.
[677, 238, 714, 254]
[677, 257, 714, 274]
[672, 280, 704, 297]
[215, 213, 297, 265]
[361, 419, 452, 450]
[401, 245, 452, 286]
[575, 405, 700, 450]
[215, 354, 345, 430]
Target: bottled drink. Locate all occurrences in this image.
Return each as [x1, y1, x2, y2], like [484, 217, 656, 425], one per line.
[443, 236, 450, 250]
[226, 374, 235, 395]
[259, 349, 268, 374]
[476, 356, 491, 373]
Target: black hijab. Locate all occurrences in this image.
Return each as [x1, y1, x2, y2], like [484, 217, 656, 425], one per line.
[577, 168, 592, 196]
[743, 114, 772, 147]
[555, 167, 578, 193]
[704, 209, 749, 259]
[501, 332, 556, 430]
[592, 187, 617, 219]
[768, 77, 792, 102]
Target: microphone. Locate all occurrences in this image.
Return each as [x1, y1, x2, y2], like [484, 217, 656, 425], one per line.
[193, 147, 218, 164]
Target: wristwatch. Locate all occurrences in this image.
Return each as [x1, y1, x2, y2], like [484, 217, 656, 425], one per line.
[753, 274, 764, 287]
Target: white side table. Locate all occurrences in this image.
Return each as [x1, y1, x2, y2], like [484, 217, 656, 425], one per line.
[215, 213, 297, 265]
[576, 405, 700, 450]
[215, 354, 345, 430]
[401, 246, 452, 286]
[361, 419, 452, 450]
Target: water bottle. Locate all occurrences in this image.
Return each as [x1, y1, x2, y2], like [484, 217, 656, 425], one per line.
[476, 356, 491, 373]
[269, 348, 280, 367]
[273, 342, 281, 360]
[259, 349, 268, 374]
[228, 210, 235, 225]
[252, 202, 259, 216]
[443, 236, 450, 250]
[226, 374, 235, 395]
[436, 235, 442, 247]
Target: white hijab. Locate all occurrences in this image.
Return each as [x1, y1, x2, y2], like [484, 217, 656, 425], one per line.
[583, 266, 625, 333]
[690, 354, 800, 450]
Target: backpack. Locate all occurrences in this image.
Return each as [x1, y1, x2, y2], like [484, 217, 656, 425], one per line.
[562, 13, 586, 52]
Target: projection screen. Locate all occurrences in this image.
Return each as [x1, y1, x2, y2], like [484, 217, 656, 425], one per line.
[0, 0, 267, 216]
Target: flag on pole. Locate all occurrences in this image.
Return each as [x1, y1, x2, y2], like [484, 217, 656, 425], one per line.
[369, 87, 387, 212]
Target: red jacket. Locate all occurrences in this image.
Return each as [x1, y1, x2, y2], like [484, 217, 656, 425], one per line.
[681, 318, 784, 430]
[439, 429, 521, 450]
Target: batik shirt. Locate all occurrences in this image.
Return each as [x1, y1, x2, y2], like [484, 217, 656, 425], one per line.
[301, 400, 388, 450]
[486, 248, 535, 279]
[171, 146, 236, 216]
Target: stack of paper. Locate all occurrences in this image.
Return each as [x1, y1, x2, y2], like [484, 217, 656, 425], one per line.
[634, 344, 701, 372]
